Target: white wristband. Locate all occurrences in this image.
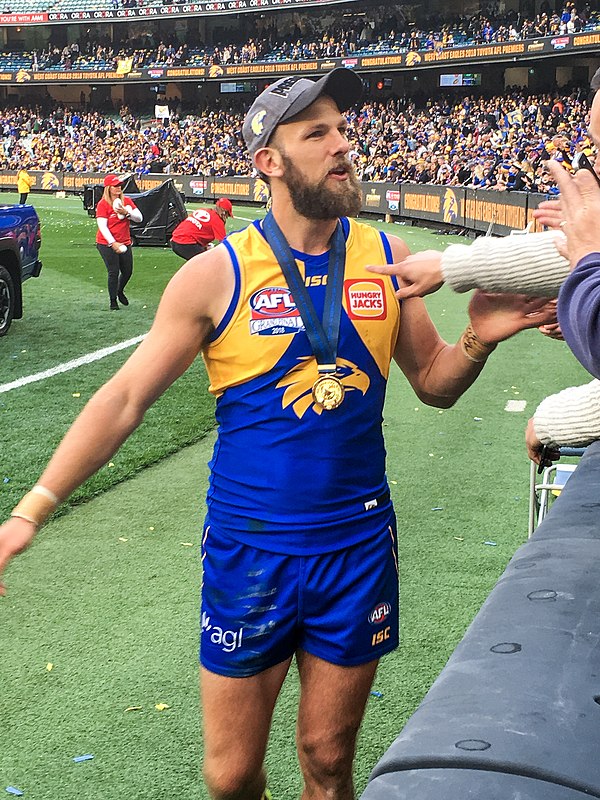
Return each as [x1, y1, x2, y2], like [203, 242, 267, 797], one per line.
[32, 484, 60, 505]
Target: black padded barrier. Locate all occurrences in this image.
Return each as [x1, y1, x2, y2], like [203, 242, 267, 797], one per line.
[362, 440, 600, 800]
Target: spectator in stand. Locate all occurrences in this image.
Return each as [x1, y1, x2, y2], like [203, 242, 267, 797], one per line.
[95, 173, 143, 311]
[17, 166, 34, 204]
[169, 198, 234, 260]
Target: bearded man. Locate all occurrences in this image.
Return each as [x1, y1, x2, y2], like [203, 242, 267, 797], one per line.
[0, 69, 554, 800]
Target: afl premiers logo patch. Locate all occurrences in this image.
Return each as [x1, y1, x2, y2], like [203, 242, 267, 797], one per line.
[249, 287, 304, 336]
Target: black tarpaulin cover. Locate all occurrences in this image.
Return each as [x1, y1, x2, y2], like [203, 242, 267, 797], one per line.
[128, 180, 187, 247]
[83, 177, 186, 246]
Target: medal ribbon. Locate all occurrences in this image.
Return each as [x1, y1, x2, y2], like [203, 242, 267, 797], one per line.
[262, 211, 346, 374]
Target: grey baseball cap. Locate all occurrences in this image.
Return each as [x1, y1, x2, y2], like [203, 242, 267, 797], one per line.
[242, 68, 364, 156]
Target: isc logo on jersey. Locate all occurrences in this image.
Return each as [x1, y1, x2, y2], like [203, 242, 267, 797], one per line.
[344, 279, 387, 320]
[249, 287, 305, 336]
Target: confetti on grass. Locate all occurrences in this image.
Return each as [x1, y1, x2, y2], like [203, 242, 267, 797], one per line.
[180, 542, 194, 547]
[46, 663, 53, 672]
[155, 703, 170, 712]
[5, 788, 24, 796]
[483, 541, 497, 547]
[125, 706, 143, 712]
[73, 755, 94, 763]
[370, 691, 383, 698]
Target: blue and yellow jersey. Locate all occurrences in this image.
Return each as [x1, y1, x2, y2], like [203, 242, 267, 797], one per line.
[202, 217, 400, 554]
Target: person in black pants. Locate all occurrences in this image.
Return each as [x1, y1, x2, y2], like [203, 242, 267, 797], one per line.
[95, 174, 143, 310]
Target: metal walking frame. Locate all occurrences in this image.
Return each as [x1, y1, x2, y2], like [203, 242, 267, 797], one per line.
[528, 447, 587, 538]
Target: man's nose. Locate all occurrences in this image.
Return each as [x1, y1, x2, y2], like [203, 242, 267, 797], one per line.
[330, 129, 350, 156]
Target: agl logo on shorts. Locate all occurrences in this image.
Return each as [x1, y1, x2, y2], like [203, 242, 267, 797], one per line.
[344, 279, 387, 320]
[201, 612, 244, 653]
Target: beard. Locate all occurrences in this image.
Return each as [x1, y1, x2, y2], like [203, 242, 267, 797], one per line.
[280, 152, 362, 220]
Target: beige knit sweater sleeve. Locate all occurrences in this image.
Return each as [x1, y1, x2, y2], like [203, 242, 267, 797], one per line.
[441, 231, 570, 297]
[534, 380, 600, 447]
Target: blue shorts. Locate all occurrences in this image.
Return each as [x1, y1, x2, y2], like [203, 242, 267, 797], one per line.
[200, 512, 399, 677]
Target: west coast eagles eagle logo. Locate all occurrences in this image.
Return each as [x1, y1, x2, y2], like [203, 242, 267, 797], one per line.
[42, 172, 60, 190]
[277, 357, 370, 419]
[253, 178, 270, 203]
[251, 110, 267, 136]
[442, 188, 459, 224]
[405, 52, 422, 66]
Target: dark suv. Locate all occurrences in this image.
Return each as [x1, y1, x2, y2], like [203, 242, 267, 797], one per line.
[0, 203, 42, 336]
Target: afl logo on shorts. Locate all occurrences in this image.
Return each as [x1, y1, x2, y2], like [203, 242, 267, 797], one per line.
[344, 279, 387, 320]
[249, 287, 304, 336]
[369, 602, 391, 625]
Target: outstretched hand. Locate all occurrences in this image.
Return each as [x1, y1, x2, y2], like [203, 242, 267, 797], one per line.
[367, 250, 444, 299]
[543, 160, 600, 267]
[532, 198, 563, 230]
[468, 291, 558, 345]
[0, 517, 37, 596]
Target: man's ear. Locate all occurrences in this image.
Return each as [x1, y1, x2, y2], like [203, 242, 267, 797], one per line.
[254, 146, 284, 180]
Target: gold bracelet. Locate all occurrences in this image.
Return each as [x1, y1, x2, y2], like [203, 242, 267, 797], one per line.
[460, 323, 497, 363]
[10, 488, 59, 528]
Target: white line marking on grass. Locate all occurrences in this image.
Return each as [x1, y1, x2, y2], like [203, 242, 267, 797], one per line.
[505, 399, 527, 412]
[0, 334, 147, 394]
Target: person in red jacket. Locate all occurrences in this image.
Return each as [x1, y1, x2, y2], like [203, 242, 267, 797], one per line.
[170, 198, 234, 260]
[96, 173, 143, 310]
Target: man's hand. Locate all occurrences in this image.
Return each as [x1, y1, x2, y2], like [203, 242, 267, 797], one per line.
[538, 322, 564, 340]
[367, 250, 444, 299]
[468, 291, 557, 344]
[544, 161, 600, 266]
[537, 299, 564, 339]
[0, 518, 37, 596]
[532, 198, 563, 229]
[525, 417, 559, 465]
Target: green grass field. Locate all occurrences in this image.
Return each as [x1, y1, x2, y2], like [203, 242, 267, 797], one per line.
[0, 193, 591, 799]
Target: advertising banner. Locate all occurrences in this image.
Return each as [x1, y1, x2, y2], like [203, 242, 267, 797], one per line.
[465, 188, 528, 235]
[0, 171, 564, 239]
[3, 32, 599, 80]
[401, 184, 466, 228]
[1, 0, 357, 25]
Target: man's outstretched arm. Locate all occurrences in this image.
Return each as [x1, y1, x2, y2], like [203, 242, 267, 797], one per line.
[0, 247, 235, 594]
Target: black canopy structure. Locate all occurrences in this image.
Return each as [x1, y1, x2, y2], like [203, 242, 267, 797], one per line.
[83, 176, 187, 246]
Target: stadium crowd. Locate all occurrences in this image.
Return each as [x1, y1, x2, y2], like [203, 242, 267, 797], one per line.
[2, 2, 599, 73]
[0, 87, 594, 191]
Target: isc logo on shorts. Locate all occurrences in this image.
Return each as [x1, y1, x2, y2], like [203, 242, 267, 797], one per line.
[368, 601, 391, 625]
[344, 279, 387, 320]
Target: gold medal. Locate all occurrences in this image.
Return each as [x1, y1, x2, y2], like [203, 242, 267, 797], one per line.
[312, 374, 345, 410]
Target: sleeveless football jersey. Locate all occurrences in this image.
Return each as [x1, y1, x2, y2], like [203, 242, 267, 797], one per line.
[202, 217, 400, 555]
